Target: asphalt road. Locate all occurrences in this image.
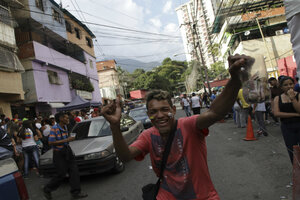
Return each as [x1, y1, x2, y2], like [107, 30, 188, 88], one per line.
[25, 106, 292, 200]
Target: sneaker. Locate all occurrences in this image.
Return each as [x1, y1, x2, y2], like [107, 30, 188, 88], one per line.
[256, 131, 262, 137]
[72, 192, 88, 199]
[263, 132, 268, 136]
[43, 190, 52, 200]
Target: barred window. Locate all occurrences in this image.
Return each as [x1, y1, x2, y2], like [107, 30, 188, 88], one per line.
[65, 20, 73, 33]
[86, 37, 93, 47]
[35, 0, 44, 11]
[47, 70, 62, 85]
[52, 8, 62, 23]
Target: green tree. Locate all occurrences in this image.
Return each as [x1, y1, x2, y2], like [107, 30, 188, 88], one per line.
[208, 61, 229, 80]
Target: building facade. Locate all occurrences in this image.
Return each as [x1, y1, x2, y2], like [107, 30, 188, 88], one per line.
[96, 60, 123, 101]
[211, 0, 290, 77]
[176, 0, 215, 68]
[0, 0, 25, 118]
[12, 0, 101, 117]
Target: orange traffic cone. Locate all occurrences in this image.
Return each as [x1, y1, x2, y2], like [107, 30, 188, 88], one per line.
[243, 115, 257, 141]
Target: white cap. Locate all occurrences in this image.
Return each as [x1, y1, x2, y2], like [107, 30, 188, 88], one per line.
[49, 115, 55, 118]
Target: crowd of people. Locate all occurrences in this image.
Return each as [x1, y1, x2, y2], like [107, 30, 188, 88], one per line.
[180, 90, 221, 117]
[0, 108, 101, 177]
[179, 75, 300, 167]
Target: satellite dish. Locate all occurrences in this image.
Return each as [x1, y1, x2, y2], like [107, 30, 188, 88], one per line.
[244, 30, 250, 36]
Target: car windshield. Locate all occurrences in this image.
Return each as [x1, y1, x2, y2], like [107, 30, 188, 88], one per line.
[72, 119, 112, 139]
[129, 109, 147, 118]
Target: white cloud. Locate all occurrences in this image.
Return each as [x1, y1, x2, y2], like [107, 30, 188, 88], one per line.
[55, 0, 184, 62]
[163, 23, 178, 34]
[149, 18, 162, 28]
[145, 8, 151, 15]
[163, 1, 172, 14]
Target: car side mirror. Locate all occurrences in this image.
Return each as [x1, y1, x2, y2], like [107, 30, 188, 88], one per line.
[121, 127, 129, 132]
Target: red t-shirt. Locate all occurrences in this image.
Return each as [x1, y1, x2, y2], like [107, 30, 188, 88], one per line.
[130, 115, 219, 200]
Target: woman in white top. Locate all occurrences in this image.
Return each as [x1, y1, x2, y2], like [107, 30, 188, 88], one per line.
[18, 120, 39, 177]
[252, 102, 267, 136]
[41, 119, 52, 154]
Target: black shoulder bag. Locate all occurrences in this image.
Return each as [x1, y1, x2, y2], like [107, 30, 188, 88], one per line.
[142, 120, 177, 200]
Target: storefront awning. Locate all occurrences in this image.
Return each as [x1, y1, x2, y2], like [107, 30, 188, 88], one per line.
[49, 103, 65, 108]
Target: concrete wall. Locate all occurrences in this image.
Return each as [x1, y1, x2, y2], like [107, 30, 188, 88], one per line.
[0, 22, 16, 48]
[21, 41, 101, 104]
[0, 100, 12, 118]
[64, 14, 95, 57]
[32, 61, 71, 103]
[32, 41, 98, 82]
[98, 69, 120, 88]
[0, 71, 24, 99]
[22, 70, 37, 103]
[233, 34, 293, 72]
[27, 0, 67, 40]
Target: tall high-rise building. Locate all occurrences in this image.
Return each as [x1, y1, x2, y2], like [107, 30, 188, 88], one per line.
[176, 0, 216, 68]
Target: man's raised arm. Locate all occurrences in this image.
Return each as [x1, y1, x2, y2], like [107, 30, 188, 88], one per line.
[101, 98, 141, 162]
[196, 54, 253, 130]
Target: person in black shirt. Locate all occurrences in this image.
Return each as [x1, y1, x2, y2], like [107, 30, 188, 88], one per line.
[0, 127, 17, 159]
[274, 76, 300, 164]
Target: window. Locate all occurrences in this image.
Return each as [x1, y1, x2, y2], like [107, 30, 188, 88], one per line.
[74, 28, 81, 39]
[52, 8, 62, 23]
[35, 0, 44, 11]
[89, 59, 93, 69]
[47, 70, 62, 85]
[86, 37, 93, 47]
[65, 20, 73, 33]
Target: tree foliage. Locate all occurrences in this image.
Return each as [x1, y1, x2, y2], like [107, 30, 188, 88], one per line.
[116, 58, 229, 96]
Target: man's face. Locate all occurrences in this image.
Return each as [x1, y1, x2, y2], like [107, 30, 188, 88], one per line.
[60, 114, 69, 125]
[147, 99, 176, 135]
[270, 80, 277, 87]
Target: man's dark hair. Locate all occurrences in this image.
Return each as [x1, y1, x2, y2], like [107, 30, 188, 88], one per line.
[55, 112, 67, 123]
[296, 77, 299, 82]
[192, 93, 195, 96]
[268, 77, 277, 83]
[146, 90, 173, 109]
[75, 111, 80, 116]
[279, 76, 294, 87]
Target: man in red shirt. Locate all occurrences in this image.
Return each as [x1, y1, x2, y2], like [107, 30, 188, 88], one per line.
[101, 54, 250, 199]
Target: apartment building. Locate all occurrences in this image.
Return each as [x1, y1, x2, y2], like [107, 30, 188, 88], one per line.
[176, 0, 215, 68]
[0, 0, 25, 118]
[12, 0, 101, 117]
[211, 0, 290, 77]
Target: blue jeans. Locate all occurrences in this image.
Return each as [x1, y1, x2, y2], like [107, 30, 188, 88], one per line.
[23, 145, 39, 176]
[184, 106, 191, 117]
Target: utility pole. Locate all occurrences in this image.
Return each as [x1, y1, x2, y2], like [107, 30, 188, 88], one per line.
[255, 16, 276, 71]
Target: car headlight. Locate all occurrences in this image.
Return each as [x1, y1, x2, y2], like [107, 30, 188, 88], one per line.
[84, 150, 110, 160]
[40, 158, 52, 165]
[145, 118, 151, 123]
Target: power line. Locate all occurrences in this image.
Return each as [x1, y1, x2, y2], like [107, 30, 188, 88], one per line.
[13, 7, 181, 39]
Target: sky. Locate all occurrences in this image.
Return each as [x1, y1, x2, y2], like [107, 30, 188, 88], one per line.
[55, 0, 190, 63]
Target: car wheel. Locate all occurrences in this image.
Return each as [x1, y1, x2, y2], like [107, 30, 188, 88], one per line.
[111, 156, 125, 173]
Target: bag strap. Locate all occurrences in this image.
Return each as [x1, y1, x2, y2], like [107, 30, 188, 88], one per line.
[154, 120, 178, 196]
